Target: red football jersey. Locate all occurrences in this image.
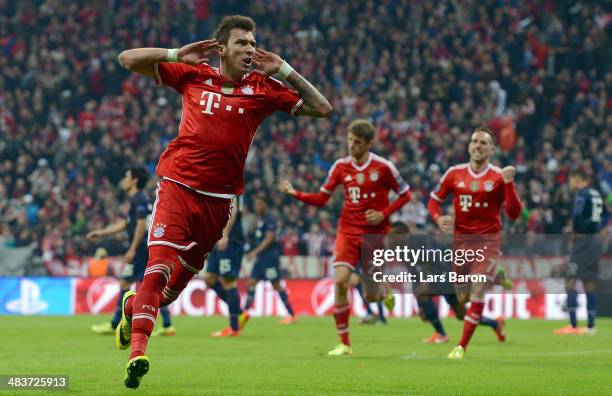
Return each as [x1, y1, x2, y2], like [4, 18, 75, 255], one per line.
[153, 62, 303, 195]
[321, 153, 410, 236]
[430, 163, 511, 234]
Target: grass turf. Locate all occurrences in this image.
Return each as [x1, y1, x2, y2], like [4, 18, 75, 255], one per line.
[2, 315, 612, 395]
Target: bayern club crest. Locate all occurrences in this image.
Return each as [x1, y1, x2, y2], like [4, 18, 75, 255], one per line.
[484, 180, 494, 192]
[369, 171, 379, 182]
[221, 82, 234, 94]
[356, 173, 365, 185]
[241, 85, 254, 95]
[152, 223, 166, 238]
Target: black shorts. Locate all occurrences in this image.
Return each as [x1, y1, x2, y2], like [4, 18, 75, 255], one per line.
[567, 238, 601, 280]
[250, 252, 282, 281]
[121, 248, 148, 282]
[206, 245, 244, 279]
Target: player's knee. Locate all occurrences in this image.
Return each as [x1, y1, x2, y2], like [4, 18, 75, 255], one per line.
[119, 279, 131, 290]
[364, 293, 379, 303]
[456, 293, 469, 306]
[454, 306, 466, 321]
[416, 294, 429, 303]
[203, 272, 217, 287]
[221, 277, 237, 289]
[334, 278, 349, 292]
[583, 280, 596, 292]
[143, 245, 182, 295]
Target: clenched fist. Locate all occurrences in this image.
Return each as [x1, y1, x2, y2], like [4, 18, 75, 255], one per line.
[501, 166, 516, 183]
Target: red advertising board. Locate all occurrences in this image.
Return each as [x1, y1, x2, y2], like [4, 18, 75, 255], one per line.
[73, 277, 589, 320]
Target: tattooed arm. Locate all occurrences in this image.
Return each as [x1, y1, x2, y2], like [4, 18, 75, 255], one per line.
[253, 48, 332, 117]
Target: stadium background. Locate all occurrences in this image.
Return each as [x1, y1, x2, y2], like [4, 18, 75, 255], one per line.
[0, 0, 610, 319]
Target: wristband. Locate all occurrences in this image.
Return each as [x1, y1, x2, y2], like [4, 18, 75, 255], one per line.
[167, 48, 179, 63]
[278, 61, 294, 79]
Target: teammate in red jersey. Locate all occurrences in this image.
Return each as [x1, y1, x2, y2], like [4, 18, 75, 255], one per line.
[115, 15, 331, 388]
[280, 119, 411, 356]
[427, 127, 522, 360]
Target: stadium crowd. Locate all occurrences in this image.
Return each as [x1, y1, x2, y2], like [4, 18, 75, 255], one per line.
[0, 0, 610, 266]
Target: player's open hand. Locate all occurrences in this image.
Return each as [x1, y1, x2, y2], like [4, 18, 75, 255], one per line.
[123, 248, 135, 264]
[279, 180, 296, 195]
[217, 236, 229, 251]
[436, 215, 454, 234]
[252, 48, 283, 76]
[501, 166, 516, 183]
[178, 40, 220, 65]
[86, 230, 102, 240]
[246, 251, 257, 262]
[365, 209, 385, 225]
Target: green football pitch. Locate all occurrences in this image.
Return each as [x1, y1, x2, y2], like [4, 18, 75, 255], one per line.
[3, 315, 611, 395]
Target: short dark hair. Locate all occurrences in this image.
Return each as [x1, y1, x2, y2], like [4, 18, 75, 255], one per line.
[472, 126, 496, 145]
[214, 15, 256, 45]
[128, 167, 149, 190]
[390, 221, 409, 233]
[347, 119, 375, 141]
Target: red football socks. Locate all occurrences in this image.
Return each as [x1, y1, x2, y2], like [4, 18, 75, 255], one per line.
[333, 303, 351, 346]
[459, 300, 484, 349]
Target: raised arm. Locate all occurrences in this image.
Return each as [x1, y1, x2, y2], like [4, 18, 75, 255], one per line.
[252, 49, 331, 117]
[86, 219, 128, 240]
[280, 180, 331, 207]
[501, 166, 522, 220]
[118, 40, 221, 78]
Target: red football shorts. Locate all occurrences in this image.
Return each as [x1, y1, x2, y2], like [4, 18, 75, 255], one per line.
[333, 233, 361, 270]
[333, 232, 385, 278]
[148, 179, 231, 271]
[452, 234, 501, 282]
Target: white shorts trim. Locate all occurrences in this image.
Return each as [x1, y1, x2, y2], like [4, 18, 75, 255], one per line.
[290, 98, 304, 116]
[163, 177, 234, 199]
[148, 240, 198, 251]
[333, 261, 355, 270]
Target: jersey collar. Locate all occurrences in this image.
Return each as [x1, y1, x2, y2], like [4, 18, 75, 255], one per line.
[351, 153, 372, 171]
[213, 66, 252, 82]
[467, 163, 491, 179]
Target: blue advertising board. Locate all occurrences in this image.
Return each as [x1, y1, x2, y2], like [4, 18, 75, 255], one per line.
[0, 277, 72, 315]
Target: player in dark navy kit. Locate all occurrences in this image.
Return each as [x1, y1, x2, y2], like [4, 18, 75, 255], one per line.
[88, 167, 174, 336]
[243, 195, 297, 323]
[555, 169, 606, 335]
[387, 222, 467, 343]
[205, 196, 249, 337]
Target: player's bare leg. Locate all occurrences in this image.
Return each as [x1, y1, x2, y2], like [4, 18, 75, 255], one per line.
[328, 264, 353, 355]
[361, 275, 394, 313]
